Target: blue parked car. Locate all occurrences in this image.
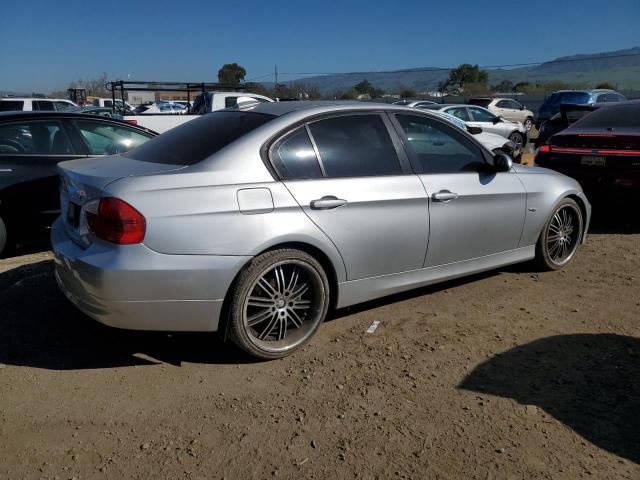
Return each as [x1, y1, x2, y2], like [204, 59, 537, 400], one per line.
[535, 89, 626, 128]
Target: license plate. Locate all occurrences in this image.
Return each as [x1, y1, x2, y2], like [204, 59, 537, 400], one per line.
[66, 202, 81, 228]
[581, 155, 606, 166]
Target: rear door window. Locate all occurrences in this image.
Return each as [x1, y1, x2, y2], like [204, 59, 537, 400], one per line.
[225, 97, 239, 108]
[396, 114, 486, 174]
[0, 101, 25, 111]
[72, 120, 154, 155]
[0, 120, 73, 155]
[270, 127, 322, 179]
[32, 101, 55, 111]
[54, 101, 74, 111]
[307, 114, 402, 178]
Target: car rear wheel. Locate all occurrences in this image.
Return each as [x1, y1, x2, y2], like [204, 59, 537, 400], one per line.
[535, 198, 583, 270]
[523, 117, 533, 131]
[227, 249, 330, 359]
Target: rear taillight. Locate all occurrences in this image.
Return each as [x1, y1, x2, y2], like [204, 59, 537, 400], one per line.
[124, 119, 137, 126]
[86, 197, 146, 244]
[538, 145, 550, 153]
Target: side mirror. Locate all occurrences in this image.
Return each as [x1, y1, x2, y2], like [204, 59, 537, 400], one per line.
[493, 153, 513, 172]
[492, 117, 501, 124]
[520, 105, 525, 110]
[467, 126, 483, 135]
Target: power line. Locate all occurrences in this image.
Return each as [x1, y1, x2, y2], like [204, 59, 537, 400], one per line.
[245, 52, 640, 82]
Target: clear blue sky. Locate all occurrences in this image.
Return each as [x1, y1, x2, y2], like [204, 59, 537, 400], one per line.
[1, 0, 638, 93]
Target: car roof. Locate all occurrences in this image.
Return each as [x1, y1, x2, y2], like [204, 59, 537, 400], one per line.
[0, 110, 158, 133]
[0, 97, 72, 101]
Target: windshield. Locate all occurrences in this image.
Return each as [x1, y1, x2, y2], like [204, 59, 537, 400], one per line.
[124, 111, 276, 165]
[468, 98, 491, 108]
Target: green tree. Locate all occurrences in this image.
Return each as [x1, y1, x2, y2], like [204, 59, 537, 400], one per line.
[491, 80, 515, 93]
[399, 88, 416, 98]
[218, 63, 246, 85]
[440, 64, 489, 93]
[354, 79, 373, 95]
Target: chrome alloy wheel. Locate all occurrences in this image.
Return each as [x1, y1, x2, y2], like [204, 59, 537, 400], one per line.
[546, 204, 581, 266]
[242, 260, 325, 353]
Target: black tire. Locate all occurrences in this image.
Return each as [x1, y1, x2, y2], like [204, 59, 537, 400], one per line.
[493, 148, 521, 164]
[227, 248, 330, 360]
[535, 198, 583, 271]
[523, 117, 533, 132]
[508, 131, 525, 148]
[0, 216, 8, 258]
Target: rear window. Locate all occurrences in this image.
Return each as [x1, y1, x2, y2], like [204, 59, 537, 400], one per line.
[124, 111, 275, 165]
[0, 100, 25, 111]
[550, 92, 592, 105]
[468, 98, 491, 108]
[570, 103, 640, 130]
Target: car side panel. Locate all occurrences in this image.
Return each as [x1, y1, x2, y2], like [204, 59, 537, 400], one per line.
[513, 167, 591, 247]
[105, 176, 348, 282]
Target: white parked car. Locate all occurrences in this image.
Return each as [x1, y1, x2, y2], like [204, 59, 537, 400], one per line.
[469, 97, 535, 131]
[0, 97, 77, 112]
[120, 92, 274, 133]
[394, 100, 437, 108]
[134, 102, 185, 114]
[420, 104, 528, 149]
[431, 111, 522, 162]
[91, 98, 134, 111]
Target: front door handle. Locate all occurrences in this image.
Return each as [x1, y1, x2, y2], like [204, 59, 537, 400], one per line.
[310, 195, 348, 210]
[431, 190, 459, 202]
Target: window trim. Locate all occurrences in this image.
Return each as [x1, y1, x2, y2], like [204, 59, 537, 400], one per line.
[268, 125, 323, 180]
[263, 111, 413, 181]
[388, 112, 493, 175]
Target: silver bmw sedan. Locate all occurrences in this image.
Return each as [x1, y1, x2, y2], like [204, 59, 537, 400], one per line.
[52, 102, 590, 359]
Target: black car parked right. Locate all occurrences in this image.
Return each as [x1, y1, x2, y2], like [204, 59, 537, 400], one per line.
[0, 111, 156, 256]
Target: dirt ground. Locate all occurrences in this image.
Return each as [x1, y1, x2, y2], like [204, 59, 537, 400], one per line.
[1, 213, 639, 480]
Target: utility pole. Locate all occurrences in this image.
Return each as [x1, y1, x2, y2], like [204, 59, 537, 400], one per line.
[275, 65, 278, 87]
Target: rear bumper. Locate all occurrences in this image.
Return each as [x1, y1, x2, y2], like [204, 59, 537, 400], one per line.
[51, 218, 250, 332]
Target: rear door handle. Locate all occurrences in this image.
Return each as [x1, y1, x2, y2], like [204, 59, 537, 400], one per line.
[0, 169, 13, 172]
[431, 190, 459, 202]
[310, 195, 348, 210]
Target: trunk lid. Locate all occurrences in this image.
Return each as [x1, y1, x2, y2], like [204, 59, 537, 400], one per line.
[58, 155, 186, 246]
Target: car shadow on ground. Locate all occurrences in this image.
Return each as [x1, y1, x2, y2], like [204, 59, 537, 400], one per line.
[0, 260, 251, 370]
[459, 333, 640, 464]
[588, 207, 640, 235]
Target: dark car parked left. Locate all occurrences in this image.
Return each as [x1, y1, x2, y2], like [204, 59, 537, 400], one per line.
[535, 100, 640, 205]
[0, 111, 156, 255]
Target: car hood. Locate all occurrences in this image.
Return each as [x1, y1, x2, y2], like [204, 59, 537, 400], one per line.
[511, 164, 561, 176]
[474, 131, 509, 151]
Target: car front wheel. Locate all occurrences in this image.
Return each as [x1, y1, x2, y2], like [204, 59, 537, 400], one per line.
[508, 131, 525, 148]
[535, 198, 583, 270]
[227, 249, 330, 359]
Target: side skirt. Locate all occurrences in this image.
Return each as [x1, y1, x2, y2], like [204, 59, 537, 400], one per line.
[336, 246, 535, 308]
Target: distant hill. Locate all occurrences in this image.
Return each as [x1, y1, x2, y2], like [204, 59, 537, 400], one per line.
[278, 47, 640, 94]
